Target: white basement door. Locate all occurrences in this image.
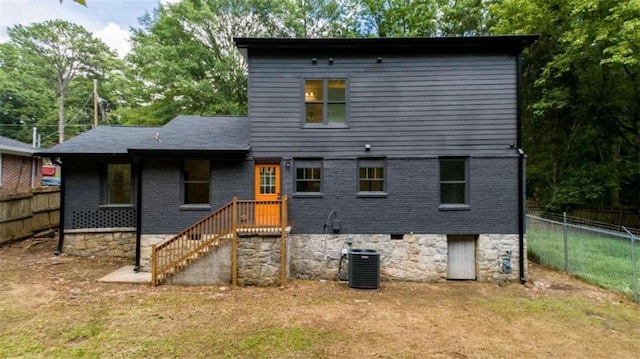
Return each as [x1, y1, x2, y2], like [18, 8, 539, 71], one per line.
[447, 235, 477, 280]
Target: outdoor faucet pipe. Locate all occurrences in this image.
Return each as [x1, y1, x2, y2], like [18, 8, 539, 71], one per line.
[324, 210, 336, 234]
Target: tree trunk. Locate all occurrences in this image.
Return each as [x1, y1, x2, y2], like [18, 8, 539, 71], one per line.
[610, 143, 622, 208]
[58, 92, 65, 144]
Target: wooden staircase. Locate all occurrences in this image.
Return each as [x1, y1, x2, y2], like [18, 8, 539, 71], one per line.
[151, 196, 288, 286]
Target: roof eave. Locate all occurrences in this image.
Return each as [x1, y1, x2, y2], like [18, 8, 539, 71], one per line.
[35, 152, 130, 158]
[127, 148, 251, 156]
[1, 146, 38, 156]
[234, 35, 539, 54]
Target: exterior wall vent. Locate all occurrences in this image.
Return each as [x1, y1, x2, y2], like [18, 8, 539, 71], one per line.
[348, 249, 380, 289]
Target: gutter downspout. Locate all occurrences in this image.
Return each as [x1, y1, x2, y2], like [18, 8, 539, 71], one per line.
[53, 158, 64, 255]
[516, 52, 526, 284]
[518, 149, 525, 284]
[134, 156, 142, 272]
[30, 157, 36, 188]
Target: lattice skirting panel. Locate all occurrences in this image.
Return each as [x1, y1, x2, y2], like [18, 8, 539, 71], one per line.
[71, 209, 136, 229]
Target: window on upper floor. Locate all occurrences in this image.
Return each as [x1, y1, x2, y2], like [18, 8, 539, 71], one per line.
[295, 160, 322, 194]
[183, 159, 210, 205]
[358, 159, 385, 193]
[105, 163, 132, 205]
[304, 79, 346, 125]
[439, 158, 468, 207]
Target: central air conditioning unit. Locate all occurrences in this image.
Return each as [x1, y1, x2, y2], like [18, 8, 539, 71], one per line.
[348, 249, 380, 289]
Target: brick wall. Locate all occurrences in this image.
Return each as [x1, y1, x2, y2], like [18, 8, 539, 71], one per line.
[0, 154, 42, 196]
[284, 156, 521, 234]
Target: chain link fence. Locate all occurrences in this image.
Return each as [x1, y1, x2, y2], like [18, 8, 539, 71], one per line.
[527, 212, 639, 302]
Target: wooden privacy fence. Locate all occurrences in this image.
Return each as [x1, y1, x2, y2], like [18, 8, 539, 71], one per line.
[0, 188, 60, 245]
[569, 208, 640, 228]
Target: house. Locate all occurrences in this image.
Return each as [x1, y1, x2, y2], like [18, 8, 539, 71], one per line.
[40, 36, 537, 286]
[0, 135, 43, 196]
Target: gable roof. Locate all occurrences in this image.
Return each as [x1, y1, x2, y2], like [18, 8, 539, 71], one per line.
[0, 135, 37, 156]
[234, 35, 539, 56]
[39, 115, 250, 157]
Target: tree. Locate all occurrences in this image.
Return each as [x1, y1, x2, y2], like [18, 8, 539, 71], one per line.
[491, 0, 640, 209]
[356, 0, 496, 37]
[0, 44, 55, 143]
[121, 0, 355, 125]
[281, 0, 359, 38]
[7, 20, 118, 143]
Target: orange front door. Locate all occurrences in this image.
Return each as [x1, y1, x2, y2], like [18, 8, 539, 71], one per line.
[254, 163, 280, 226]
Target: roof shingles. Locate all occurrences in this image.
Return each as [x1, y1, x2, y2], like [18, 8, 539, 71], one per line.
[0, 135, 37, 156]
[39, 116, 249, 157]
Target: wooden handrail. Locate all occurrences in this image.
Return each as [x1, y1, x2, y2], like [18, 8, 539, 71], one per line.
[151, 198, 287, 286]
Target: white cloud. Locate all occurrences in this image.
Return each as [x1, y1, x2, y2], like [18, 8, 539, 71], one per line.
[95, 22, 131, 57]
[0, 0, 161, 56]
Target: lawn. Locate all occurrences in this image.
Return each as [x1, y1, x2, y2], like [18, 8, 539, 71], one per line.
[528, 226, 638, 296]
[1, 237, 640, 358]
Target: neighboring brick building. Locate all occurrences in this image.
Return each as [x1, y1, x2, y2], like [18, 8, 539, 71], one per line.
[0, 135, 42, 196]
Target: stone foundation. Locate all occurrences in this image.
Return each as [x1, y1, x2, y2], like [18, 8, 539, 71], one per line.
[139, 234, 174, 272]
[67, 229, 525, 285]
[63, 228, 136, 258]
[288, 233, 525, 282]
[237, 234, 285, 286]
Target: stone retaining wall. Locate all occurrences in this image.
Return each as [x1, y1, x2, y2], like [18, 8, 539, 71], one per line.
[237, 234, 284, 286]
[288, 233, 524, 282]
[63, 229, 136, 258]
[139, 234, 173, 272]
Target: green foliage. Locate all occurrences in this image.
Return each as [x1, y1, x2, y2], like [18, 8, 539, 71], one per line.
[357, 0, 497, 37]
[119, 0, 361, 125]
[0, 44, 55, 143]
[492, 0, 640, 210]
[280, 0, 359, 38]
[2, 20, 121, 144]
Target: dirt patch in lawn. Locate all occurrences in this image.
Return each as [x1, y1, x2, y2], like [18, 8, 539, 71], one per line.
[1, 237, 639, 358]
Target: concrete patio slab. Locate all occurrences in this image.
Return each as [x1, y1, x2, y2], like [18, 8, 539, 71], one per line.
[99, 265, 151, 284]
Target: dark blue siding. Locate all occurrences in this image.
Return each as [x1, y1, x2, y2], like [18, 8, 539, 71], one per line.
[283, 157, 519, 234]
[249, 55, 517, 157]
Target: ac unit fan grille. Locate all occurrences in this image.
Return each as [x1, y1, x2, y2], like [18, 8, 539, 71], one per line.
[348, 249, 380, 289]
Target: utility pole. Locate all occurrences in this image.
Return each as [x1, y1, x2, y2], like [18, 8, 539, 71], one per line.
[93, 79, 99, 128]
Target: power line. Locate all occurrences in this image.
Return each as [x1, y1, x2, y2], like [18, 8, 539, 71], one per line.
[63, 91, 94, 126]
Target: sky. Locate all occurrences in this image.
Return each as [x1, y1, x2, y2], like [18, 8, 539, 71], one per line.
[0, 0, 179, 57]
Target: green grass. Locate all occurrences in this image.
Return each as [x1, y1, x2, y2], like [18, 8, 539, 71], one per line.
[528, 227, 638, 296]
